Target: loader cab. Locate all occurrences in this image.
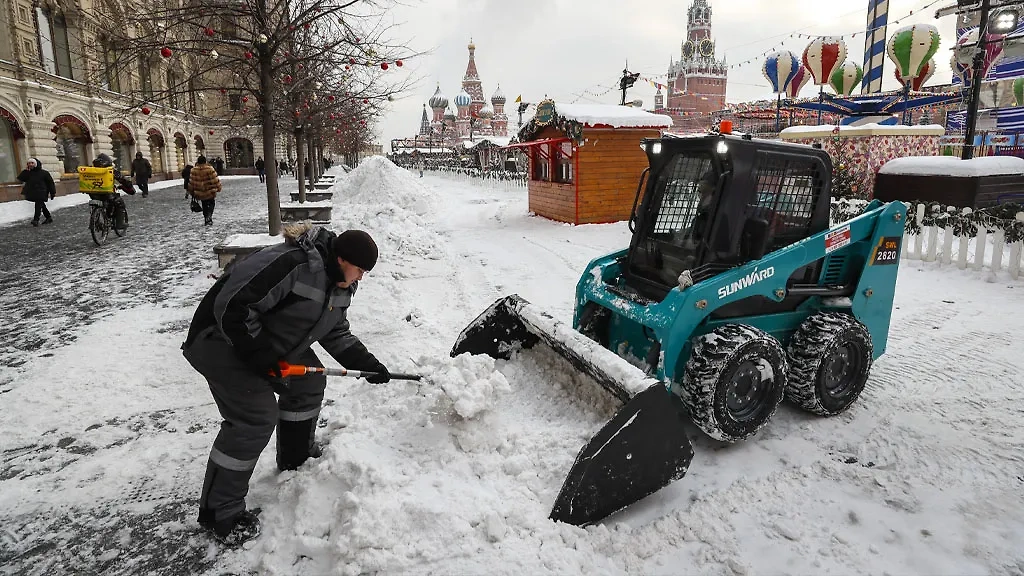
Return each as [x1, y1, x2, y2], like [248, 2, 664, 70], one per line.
[624, 133, 833, 302]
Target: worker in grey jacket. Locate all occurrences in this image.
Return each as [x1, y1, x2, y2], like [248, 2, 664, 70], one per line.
[181, 223, 389, 546]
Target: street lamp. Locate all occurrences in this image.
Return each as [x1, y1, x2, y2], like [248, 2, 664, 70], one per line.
[959, 0, 1019, 159]
[990, 7, 1020, 33]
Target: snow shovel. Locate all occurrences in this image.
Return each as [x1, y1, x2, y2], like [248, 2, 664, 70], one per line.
[276, 361, 423, 381]
[452, 295, 694, 526]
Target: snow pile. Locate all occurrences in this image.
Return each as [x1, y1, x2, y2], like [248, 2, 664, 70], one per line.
[419, 353, 511, 419]
[332, 156, 446, 263]
[879, 155, 1024, 177]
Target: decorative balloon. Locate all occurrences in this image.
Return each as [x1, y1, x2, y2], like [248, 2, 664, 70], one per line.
[896, 58, 935, 90]
[786, 65, 810, 98]
[802, 36, 847, 85]
[1014, 78, 1024, 106]
[954, 28, 1005, 84]
[829, 61, 863, 96]
[762, 50, 800, 94]
[886, 24, 940, 84]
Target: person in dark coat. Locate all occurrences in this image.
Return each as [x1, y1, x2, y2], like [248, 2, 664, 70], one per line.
[18, 158, 56, 226]
[181, 224, 390, 546]
[182, 164, 193, 198]
[131, 152, 153, 198]
[255, 157, 265, 183]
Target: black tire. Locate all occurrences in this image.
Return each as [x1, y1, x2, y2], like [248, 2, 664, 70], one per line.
[679, 324, 788, 442]
[786, 312, 873, 416]
[114, 206, 128, 237]
[89, 207, 108, 246]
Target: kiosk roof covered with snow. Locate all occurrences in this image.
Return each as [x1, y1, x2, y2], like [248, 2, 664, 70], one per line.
[510, 100, 672, 225]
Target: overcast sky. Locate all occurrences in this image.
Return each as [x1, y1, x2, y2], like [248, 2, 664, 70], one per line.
[375, 0, 961, 145]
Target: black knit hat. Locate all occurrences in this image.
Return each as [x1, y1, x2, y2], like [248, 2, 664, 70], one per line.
[333, 230, 378, 271]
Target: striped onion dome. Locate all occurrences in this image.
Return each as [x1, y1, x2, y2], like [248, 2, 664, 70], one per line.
[490, 85, 506, 105]
[453, 89, 472, 108]
[428, 85, 448, 110]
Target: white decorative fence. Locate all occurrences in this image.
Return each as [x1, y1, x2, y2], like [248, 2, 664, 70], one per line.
[901, 203, 1024, 279]
[831, 199, 1024, 280]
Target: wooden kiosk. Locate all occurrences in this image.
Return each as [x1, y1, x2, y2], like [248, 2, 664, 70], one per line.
[506, 100, 672, 224]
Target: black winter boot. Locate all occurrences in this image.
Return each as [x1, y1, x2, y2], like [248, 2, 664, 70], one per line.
[276, 419, 319, 471]
[200, 508, 262, 547]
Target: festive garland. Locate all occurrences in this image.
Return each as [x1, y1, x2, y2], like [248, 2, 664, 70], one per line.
[831, 199, 1024, 243]
[518, 113, 584, 143]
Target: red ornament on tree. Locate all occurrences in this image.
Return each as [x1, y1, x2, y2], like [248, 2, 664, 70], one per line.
[244, 51, 253, 60]
[283, 75, 293, 83]
[363, 99, 369, 104]
[396, 59, 403, 67]
[344, 65, 350, 70]
[141, 106, 151, 115]
[204, 27, 215, 36]
[328, 95, 335, 102]
[360, 120, 366, 125]
[209, 130, 214, 135]
[303, 23, 310, 29]
[336, 129, 341, 134]
[355, 37, 361, 42]
[380, 62, 389, 70]
[329, 113, 335, 119]
[160, 47, 172, 58]
[219, 88, 227, 94]
[349, 58, 355, 65]
[242, 96, 248, 103]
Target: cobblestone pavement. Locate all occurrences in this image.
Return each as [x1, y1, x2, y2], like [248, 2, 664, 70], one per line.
[0, 177, 291, 391]
[0, 175, 306, 576]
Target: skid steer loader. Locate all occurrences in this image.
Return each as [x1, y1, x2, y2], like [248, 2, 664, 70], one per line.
[452, 127, 906, 527]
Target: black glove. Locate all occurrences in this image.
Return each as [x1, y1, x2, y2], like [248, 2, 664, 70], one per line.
[49, 193, 55, 201]
[336, 341, 390, 384]
[239, 344, 281, 378]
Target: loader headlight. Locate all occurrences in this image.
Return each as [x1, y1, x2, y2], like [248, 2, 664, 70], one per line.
[651, 142, 662, 154]
[716, 141, 728, 155]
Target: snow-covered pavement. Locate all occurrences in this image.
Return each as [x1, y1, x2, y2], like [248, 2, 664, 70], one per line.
[0, 159, 1021, 576]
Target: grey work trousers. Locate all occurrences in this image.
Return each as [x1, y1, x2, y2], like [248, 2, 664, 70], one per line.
[183, 330, 326, 525]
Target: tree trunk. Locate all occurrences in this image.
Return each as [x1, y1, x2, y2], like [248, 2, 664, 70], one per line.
[259, 54, 281, 236]
[306, 135, 315, 184]
[295, 127, 306, 203]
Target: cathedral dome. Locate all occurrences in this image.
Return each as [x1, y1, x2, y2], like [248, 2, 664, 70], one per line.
[490, 85, 506, 105]
[453, 89, 472, 108]
[478, 104, 494, 119]
[428, 85, 448, 109]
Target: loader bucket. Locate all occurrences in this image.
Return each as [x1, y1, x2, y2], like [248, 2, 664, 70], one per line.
[550, 383, 693, 526]
[452, 295, 694, 526]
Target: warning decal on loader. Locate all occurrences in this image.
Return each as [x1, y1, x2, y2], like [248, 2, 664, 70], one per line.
[870, 236, 901, 265]
[825, 225, 851, 254]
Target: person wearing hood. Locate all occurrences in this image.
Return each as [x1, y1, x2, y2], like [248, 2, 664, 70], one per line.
[17, 158, 56, 226]
[180, 224, 390, 546]
[131, 152, 152, 197]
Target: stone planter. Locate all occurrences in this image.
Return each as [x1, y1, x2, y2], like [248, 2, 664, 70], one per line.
[280, 201, 332, 223]
[213, 233, 283, 269]
[289, 191, 333, 202]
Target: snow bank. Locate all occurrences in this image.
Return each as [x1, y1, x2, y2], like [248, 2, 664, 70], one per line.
[879, 155, 1024, 177]
[780, 123, 946, 137]
[333, 156, 446, 263]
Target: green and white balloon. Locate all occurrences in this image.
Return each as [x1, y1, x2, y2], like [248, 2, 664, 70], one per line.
[887, 24, 940, 83]
[829, 61, 863, 96]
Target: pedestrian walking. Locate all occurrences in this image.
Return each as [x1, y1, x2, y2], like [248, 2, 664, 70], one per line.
[131, 152, 153, 198]
[188, 156, 222, 226]
[17, 158, 55, 227]
[181, 224, 388, 546]
[182, 163, 193, 196]
[255, 157, 265, 183]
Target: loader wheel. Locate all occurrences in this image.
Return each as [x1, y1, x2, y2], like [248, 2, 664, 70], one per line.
[680, 324, 787, 442]
[786, 313, 873, 416]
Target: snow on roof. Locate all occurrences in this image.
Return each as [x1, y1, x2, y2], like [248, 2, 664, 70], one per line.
[780, 123, 946, 138]
[878, 155, 1024, 177]
[527, 103, 673, 129]
[463, 136, 513, 148]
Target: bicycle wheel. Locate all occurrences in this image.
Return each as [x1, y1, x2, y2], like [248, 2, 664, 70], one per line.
[90, 206, 108, 246]
[114, 205, 128, 237]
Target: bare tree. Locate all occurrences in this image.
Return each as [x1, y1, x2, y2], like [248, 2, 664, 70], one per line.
[82, 0, 420, 235]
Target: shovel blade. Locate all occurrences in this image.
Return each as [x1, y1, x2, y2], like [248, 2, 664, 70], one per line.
[549, 383, 694, 527]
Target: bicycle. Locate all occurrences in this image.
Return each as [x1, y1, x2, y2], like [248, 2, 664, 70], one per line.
[88, 192, 128, 246]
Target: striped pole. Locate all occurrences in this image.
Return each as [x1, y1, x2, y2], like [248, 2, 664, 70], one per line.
[861, 0, 889, 93]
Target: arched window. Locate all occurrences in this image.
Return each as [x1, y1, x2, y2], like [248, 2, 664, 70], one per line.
[0, 116, 23, 183]
[55, 123, 89, 173]
[36, 7, 73, 79]
[109, 123, 134, 171]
